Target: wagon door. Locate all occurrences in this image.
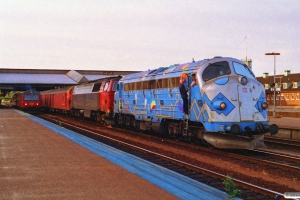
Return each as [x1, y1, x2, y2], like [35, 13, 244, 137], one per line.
[237, 85, 253, 121]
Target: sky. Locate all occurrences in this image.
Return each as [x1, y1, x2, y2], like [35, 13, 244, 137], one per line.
[1, 0, 299, 77]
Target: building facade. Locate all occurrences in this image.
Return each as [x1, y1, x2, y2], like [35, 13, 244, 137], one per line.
[256, 71, 300, 108]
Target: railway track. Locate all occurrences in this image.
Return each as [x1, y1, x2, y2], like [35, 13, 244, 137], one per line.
[230, 149, 300, 173]
[264, 135, 300, 147]
[36, 113, 296, 199]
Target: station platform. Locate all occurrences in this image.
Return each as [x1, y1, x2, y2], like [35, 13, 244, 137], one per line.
[269, 116, 300, 129]
[0, 107, 230, 200]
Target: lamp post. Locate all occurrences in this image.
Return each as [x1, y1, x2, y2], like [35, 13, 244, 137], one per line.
[265, 52, 280, 117]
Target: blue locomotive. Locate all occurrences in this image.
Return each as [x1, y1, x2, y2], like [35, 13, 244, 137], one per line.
[113, 56, 278, 149]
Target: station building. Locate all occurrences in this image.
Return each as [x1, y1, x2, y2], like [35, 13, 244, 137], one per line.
[256, 70, 300, 108]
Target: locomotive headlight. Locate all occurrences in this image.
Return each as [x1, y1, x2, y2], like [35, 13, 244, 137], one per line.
[239, 76, 248, 85]
[262, 102, 268, 110]
[213, 101, 226, 110]
[220, 102, 226, 109]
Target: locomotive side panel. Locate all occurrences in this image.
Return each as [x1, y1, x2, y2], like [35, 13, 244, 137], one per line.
[72, 83, 99, 111]
[72, 93, 99, 111]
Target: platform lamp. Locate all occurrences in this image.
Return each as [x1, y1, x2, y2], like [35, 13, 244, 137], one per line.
[265, 52, 280, 117]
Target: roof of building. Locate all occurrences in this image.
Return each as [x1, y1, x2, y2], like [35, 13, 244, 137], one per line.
[0, 69, 139, 92]
[0, 73, 78, 84]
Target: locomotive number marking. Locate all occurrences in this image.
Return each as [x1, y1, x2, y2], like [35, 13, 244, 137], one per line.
[242, 87, 248, 93]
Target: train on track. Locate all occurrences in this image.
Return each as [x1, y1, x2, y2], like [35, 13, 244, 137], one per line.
[12, 90, 41, 113]
[38, 56, 278, 149]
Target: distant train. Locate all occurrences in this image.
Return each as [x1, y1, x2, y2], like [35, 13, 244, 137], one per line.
[40, 56, 278, 149]
[12, 90, 41, 113]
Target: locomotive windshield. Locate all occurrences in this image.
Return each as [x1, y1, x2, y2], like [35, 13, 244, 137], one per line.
[202, 61, 230, 82]
[24, 93, 39, 101]
[233, 62, 255, 79]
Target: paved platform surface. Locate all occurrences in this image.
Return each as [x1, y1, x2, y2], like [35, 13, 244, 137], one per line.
[0, 108, 178, 200]
[0, 107, 231, 200]
[269, 116, 300, 129]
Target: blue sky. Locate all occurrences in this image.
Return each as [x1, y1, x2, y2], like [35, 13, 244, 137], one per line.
[1, 0, 299, 77]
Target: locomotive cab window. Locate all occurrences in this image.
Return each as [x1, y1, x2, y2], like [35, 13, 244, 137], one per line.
[92, 83, 101, 92]
[232, 62, 255, 79]
[24, 93, 40, 101]
[202, 61, 230, 82]
[112, 82, 118, 91]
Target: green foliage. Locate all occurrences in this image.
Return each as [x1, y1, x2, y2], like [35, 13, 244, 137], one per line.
[223, 175, 241, 199]
[1, 91, 22, 103]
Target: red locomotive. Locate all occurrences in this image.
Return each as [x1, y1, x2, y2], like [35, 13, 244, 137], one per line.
[13, 90, 41, 113]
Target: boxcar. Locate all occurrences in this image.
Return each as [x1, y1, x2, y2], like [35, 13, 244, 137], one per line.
[40, 86, 74, 113]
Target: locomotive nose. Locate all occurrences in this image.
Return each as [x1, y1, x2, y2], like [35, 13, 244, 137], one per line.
[268, 124, 279, 135]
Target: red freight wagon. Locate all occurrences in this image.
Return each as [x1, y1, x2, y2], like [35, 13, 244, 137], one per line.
[40, 86, 74, 113]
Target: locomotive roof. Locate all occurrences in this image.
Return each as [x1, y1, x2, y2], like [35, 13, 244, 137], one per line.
[81, 75, 122, 84]
[120, 59, 208, 83]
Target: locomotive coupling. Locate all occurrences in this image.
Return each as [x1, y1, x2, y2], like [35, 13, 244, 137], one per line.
[258, 124, 278, 135]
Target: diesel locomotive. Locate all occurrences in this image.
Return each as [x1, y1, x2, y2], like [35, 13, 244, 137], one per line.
[113, 56, 278, 149]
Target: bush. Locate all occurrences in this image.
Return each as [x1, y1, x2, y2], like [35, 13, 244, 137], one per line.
[223, 175, 241, 199]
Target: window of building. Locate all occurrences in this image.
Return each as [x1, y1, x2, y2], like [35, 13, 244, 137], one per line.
[264, 84, 269, 89]
[293, 82, 298, 88]
[280, 95, 284, 100]
[291, 93, 294, 100]
[276, 95, 279, 100]
[271, 95, 274, 100]
[283, 83, 288, 89]
[286, 94, 289, 100]
[297, 93, 299, 100]
[267, 95, 270, 100]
